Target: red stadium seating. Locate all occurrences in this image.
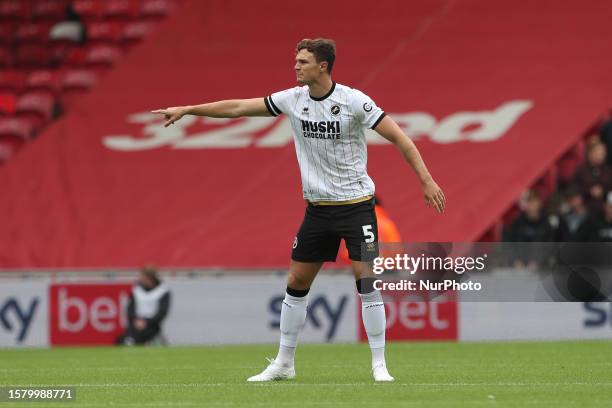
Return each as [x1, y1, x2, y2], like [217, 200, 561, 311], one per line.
[0, 1, 31, 22]
[0, 70, 26, 93]
[87, 21, 124, 46]
[84, 44, 121, 70]
[0, 0, 179, 169]
[60, 69, 97, 108]
[25, 70, 62, 96]
[61, 46, 87, 66]
[0, 45, 13, 68]
[15, 92, 56, 132]
[102, 0, 140, 22]
[31, 0, 69, 21]
[73, 0, 103, 21]
[0, 22, 16, 45]
[0, 117, 34, 155]
[0, 92, 17, 116]
[122, 21, 155, 47]
[140, 0, 171, 20]
[15, 44, 52, 68]
[15, 22, 53, 44]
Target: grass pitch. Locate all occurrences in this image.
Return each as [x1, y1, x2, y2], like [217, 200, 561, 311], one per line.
[1, 341, 611, 407]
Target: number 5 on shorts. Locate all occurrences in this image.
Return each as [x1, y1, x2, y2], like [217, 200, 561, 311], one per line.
[362, 225, 375, 243]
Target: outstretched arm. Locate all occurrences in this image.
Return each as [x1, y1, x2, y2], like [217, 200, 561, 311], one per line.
[373, 115, 446, 213]
[152, 98, 270, 127]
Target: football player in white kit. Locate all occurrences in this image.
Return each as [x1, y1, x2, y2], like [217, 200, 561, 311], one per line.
[153, 38, 445, 382]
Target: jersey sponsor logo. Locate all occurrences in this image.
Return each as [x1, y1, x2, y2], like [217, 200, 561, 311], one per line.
[363, 102, 373, 112]
[102, 100, 533, 150]
[330, 105, 341, 116]
[300, 120, 341, 140]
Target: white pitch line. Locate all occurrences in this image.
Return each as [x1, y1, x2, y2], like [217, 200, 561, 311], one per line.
[2, 382, 610, 388]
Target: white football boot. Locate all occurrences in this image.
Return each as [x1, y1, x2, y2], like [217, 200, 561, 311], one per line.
[247, 358, 295, 382]
[372, 363, 395, 382]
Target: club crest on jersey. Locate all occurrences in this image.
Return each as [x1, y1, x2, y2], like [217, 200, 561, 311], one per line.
[330, 105, 341, 116]
[300, 120, 341, 140]
[363, 102, 373, 112]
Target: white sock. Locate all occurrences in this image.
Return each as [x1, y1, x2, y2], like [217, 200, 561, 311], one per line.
[371, 347, 385, 368]
[276, 292, 308, 366]
[360, 290, 387, 367]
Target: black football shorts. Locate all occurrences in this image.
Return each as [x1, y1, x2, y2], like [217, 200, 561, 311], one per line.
[291, 198, 379, 262]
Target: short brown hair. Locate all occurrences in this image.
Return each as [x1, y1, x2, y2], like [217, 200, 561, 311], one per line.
[296, 38, 336, 74]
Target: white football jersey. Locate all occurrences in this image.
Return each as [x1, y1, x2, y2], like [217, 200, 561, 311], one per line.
[265, 82, 385, 201]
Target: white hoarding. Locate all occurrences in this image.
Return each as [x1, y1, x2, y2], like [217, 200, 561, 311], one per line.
[459, 302, 612, 341]
[0, 282, 48, 347]
[163, 274, 358, 345]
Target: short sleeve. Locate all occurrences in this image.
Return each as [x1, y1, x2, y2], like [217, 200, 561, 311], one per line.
[265, 88, 298, 117]
[350, 89, 386, 129]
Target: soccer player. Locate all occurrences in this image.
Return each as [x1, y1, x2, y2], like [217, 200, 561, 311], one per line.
[152, 38, 445, 382]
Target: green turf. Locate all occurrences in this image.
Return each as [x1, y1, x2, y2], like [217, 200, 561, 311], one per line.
[0, 341, 611, 407]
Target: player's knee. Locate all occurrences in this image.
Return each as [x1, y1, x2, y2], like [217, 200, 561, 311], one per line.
[287, 272, 311, 290]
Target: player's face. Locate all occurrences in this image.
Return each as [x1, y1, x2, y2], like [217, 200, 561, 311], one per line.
[294, 49, 321, 85]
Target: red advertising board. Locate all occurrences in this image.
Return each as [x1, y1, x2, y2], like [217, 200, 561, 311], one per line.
[359, 289, 458, 342]
[49, 283, 132, 345]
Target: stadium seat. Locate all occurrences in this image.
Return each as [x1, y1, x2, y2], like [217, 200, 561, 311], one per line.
[122, 21, 155, 47]
[0, 70, 26, 93]
[0, 117, 34, 152]
[0, 22, 15, 45]
[73, 0, 103, 21]
[61, 69, 97, 108]
[0, 1, 31, 22]
[31, 0, 69, 21]
[103, 0, 140, 22]
[25, 70, 62, 97]
[62, 47, 87, 66]
[84, 44, 122, 70]
[88, 21, 124, 45]
[15, 92, 56, 132]
[15, 22, 53, 45]
[0, 92, 17, 116]
[140, 0, 171, 20]
[15, 44, 52, 68]
[0, 45, 13, 68]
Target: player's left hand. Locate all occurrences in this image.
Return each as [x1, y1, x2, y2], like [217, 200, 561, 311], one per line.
[422, 180, 446, 213]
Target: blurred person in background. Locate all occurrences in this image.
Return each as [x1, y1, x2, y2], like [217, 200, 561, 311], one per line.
[573, 141, 611, 216]
[503, 190, 554, 269]
[599, 119, 612, 167]
[556, 187, 598, 241]
[592, 192, 612, 241]
[115, 266, 171, 346]
[49, 3, 87, 67]
[49, 3, 87, 45]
